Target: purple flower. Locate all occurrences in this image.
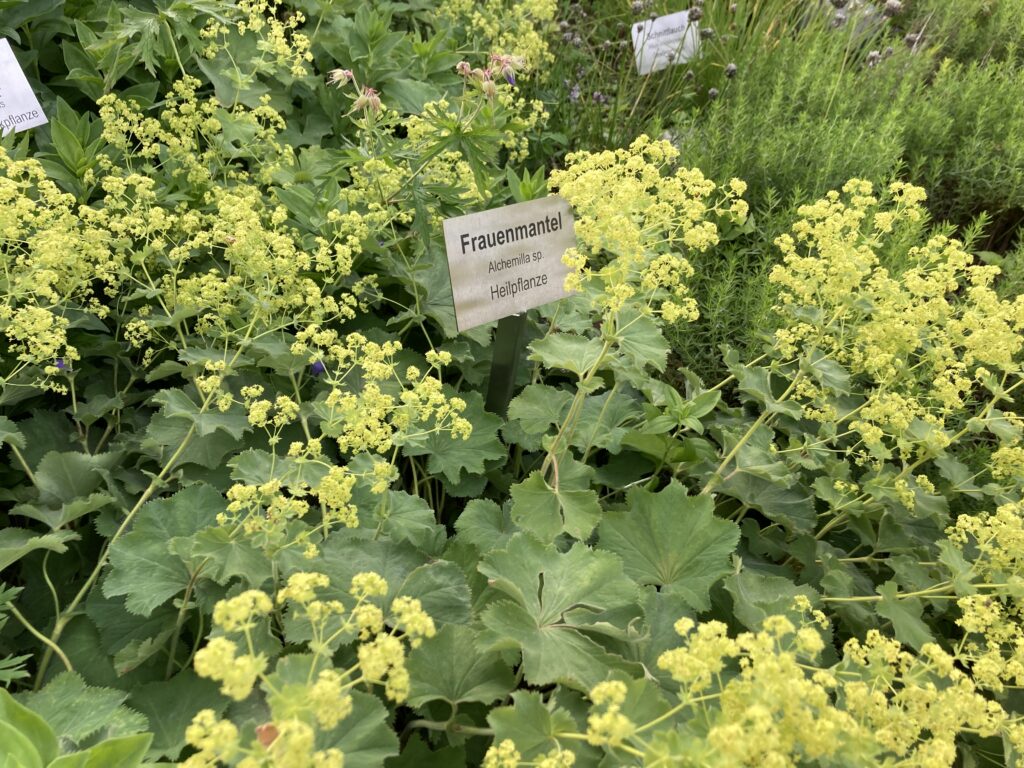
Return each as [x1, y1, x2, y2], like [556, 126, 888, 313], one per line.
[55, 358, 66, 370]
[490, 54, 522, 86]
[310, 360, 326, 376]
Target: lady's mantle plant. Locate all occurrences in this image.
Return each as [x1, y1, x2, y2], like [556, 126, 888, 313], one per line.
[2, 1, 1024, 766]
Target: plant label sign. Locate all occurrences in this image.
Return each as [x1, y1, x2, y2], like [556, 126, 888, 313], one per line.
[0, 40, 46, 136]
[443, 196, 576, 332]
[631, 9, 699, 75]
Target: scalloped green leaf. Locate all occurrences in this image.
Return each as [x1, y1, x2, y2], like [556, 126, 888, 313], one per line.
[488, 691, 580, 760]
[614, 310, 670, 372]
[0, 416, 26, 450]
[407, 625, 515, 707]
[528, 333, 605, 377]
[16, 672, 147, 750]
[34, 451, 119, 506]
[149, 388, 250, 439]
[479, 534, 639, 689]
[104, 484, 222, 616]
[509, 465, 601, 541]
[129, 672, 226, 760]
[454, 499, 517, 552]
[0, 528, 78, 572]
[597, 482, 738, 611]
[400, 393, 505, 484]
[875, 581, 935, 650]
[724, 570, 821, 631]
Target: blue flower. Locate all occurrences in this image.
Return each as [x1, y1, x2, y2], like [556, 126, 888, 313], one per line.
[55, 358, 66, 370]
[310, 360, 326, 376]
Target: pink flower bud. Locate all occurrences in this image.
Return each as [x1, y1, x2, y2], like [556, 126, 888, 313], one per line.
[327, 68, 353, 87]
[352, 86, 382, 114]
[456, 61, 472, 77]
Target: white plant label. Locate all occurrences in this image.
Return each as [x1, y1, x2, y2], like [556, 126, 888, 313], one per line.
[442, 196, 576, 332]
[0, 39, 47, 136]
[631, 10, 699, 75]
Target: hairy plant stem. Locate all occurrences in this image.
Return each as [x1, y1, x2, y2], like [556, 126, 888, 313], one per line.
[9, 444, 37, 487]
[699, 370, 804, 496]
[35, 394, 213, 689]
[816, 580, 1020, 604]
[407, 719, 494, 737]
[634, 692, 720, 735]
[9, 604, 73, 674]
[541, 336, 615, 484]
[165, 561, 208, 679]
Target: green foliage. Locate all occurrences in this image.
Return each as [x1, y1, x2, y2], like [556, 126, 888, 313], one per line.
[1, 0, 1024, 766]
[902, 0, 1024, 63]
[597, 483, 738, 611]
[545, 1, 1024, 381]
[902, 56, 1024, 232]
[0, 688, 150, 768]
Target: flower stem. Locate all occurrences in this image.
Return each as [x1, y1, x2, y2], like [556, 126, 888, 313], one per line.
[9, 604, 73, 675]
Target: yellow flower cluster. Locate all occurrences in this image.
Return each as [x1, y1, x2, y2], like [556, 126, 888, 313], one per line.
[93, 81, 364, 338]
[947, 501, 1024, 692]
[212, 590, 274, 632]
[646, 609, 1019, 767]
[473, 599, 1020, 767]
[482, 741, 574, 768]
[184, 710, 239, 767]
[551, 135, 746, 325]
[484, 600, 1018, 767]
[219, 460, 374, 557]
[291, 330, 471, 454]
[221, 479, 311, 545]
[0, 148, 116, 389]
[217, 436, 417, 557]
[585, 681, 636, 748]
[187, 571, 434, 767]
[194, 636, 267, 701]
[432, 0, 557, 69]
[200, 0, 313, 78]
[313, 466, 358, 528]
[483, 739, 521, 768]
[991, 444, 1024, 484]
[768, 180, 1024, 461]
